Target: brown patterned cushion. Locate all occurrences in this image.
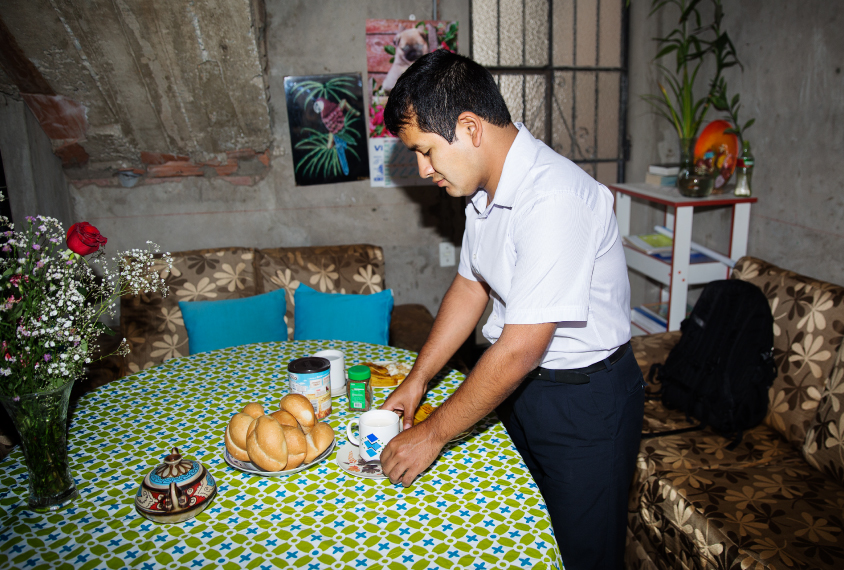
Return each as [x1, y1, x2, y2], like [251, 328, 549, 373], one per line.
[255, 245, 386, 339]
[732, 256, 844, 446]
[120, 247, 257, 374]
[632, 331, 682, 379]
[630, 457, 844, 569]
[803, 343, 844, 485]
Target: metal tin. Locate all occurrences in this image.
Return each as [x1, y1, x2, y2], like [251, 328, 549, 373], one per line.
[288, 357, 332, 419]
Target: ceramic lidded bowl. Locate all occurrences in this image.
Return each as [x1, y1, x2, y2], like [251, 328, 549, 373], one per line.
[135, 447, 216, 524]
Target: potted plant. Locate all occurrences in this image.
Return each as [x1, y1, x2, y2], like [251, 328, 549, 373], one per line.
[644, 0, 741, 196]
[0, 204, 172, 511]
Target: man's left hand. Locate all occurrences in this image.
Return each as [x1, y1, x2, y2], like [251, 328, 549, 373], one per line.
[380, 422, 446, 487]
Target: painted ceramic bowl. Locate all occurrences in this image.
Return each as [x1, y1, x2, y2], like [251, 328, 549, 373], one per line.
[135, 448, 216, 524]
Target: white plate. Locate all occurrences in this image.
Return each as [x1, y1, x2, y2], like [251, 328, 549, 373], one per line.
[224, 438, 336, 477]
[335, 441, 388, 479]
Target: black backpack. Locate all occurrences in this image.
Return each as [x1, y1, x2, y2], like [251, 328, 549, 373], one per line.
[644, 279, 777, 448]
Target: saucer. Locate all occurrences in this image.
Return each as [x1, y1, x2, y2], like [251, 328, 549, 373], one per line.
[224, 439, 336, 477]
[335, 441, 388, 479]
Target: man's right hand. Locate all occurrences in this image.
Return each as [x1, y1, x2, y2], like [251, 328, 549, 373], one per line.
[380, 373, 428, 430]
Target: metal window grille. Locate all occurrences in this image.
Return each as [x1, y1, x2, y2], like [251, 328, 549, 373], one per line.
[470, 0, 629, 184]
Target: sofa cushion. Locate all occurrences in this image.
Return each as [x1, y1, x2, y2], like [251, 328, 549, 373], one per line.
[803, 343, 844, 485]
[121, 247, 257, 374]
[732, 256, 844, 446]
[293, 284, 393, 345]
[256, 245, 386, 339]
[631, 456, 844, 569]
[179, 288, 287, 354]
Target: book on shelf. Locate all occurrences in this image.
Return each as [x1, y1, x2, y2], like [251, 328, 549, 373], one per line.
[630, 306, 666, 334]
[649, 250, 717, 264]
[648, 163, 680, 176]
[622, 233, 673, 254]
[645, 172, 678, 187]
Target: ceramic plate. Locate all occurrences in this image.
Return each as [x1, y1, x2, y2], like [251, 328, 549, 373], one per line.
[223, 439, 336, 477]
[335, 441, 388, 479]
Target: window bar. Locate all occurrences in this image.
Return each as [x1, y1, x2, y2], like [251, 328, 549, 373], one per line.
[594, 0, 601, 172]
[572, 0, 578, 161]
[546, 0, 553, 144]
[522, 0, 526, 124]
[618, 2, 630, 183]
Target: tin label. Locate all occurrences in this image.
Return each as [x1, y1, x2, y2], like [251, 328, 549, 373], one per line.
[289, 369, 332, 419]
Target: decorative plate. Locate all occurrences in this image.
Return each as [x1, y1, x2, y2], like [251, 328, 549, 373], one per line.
[694, 120, 739, 189]
[223, 439, 336, 477]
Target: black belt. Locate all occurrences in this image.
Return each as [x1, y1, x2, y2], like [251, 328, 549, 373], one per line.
[526, 342, 630, 385]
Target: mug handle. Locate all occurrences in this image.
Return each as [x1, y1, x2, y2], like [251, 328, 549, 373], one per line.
[346, 418, 360, 446]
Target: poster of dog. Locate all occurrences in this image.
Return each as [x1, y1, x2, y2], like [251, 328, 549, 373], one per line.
[366, 19, 458, 187]
[284, 73, 369, 186]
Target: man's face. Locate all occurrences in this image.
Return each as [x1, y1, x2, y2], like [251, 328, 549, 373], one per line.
[398, 120, 482, 198]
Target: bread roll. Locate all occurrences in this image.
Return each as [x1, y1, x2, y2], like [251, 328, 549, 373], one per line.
[304, 422, 335, 463]
[280, 394, 316, 432]
[270, 409, 299, 429]
[282, 426, 307, 470]
[224, 413, 254, 462]
[242, 402, 265, 419]
[246, 415, 288, 471]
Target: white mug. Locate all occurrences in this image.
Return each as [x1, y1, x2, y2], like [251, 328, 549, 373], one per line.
[313, 349, 346, 397]
[346, 409, 401, 461]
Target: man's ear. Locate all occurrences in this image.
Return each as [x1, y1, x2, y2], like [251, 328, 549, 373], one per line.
[457, 112, 484, 148]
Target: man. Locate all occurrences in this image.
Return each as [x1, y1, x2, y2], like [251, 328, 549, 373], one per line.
[379, 49, 644, 570]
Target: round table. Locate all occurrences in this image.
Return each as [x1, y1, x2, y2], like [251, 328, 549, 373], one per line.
[0, 340, 562, 569]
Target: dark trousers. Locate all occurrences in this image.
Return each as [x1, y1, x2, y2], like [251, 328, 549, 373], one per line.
[500, 348, 644, 570]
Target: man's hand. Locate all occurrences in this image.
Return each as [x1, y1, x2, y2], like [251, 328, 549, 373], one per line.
[380, 419, 446, 487]
[380, 373, 427, 430]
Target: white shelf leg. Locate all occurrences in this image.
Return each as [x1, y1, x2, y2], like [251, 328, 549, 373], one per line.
[668, 206, 694, 331]
[615, 192, 632, 237]
[730, 202, 751, 260]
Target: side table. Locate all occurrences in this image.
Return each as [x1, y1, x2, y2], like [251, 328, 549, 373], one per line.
[609, 183, 757, 331]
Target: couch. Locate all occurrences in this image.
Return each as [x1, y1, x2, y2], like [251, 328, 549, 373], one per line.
[626, 256, 844, 569]
[0, 244, 447, 459]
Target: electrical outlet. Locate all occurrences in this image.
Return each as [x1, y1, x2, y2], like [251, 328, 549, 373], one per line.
[439, 242, 456, 267]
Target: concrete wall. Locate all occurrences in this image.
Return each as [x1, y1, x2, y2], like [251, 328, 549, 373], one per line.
[625, 1, 844, 306]
[71, 0, 470, 318]
[0, 94, 74, 229]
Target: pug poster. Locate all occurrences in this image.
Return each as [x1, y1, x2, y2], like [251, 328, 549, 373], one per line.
[284, 73, 369, 186]
[366, 18, 458, 187]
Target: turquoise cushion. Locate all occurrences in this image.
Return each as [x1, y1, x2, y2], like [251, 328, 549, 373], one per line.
[293, 284, 394, 345]
[178, 288, 287, 355]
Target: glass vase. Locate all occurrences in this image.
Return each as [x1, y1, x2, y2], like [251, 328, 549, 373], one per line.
[677, 137, 714, 197]
[0, 380, 79, 512]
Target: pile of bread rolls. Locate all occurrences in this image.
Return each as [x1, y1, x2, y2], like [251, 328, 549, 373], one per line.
[225, 394, 335, 472]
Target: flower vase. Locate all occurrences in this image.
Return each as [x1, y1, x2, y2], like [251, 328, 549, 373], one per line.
[677, 137, 714, 197]
[0, 380, 79, 512]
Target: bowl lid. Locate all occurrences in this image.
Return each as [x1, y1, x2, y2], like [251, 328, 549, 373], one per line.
[143, 447, 205, 491]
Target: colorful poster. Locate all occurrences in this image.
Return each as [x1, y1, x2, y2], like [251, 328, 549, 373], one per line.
[366, 18, 458, 187]
[284, 73, 369, 186]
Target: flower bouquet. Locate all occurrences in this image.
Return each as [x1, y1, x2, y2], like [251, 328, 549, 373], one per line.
[0, 205, 172, 511]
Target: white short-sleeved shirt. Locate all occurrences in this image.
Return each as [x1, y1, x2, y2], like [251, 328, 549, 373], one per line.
[457, 123, 631, 369]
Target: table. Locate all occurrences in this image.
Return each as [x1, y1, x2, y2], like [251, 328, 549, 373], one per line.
[610, 183, 757, 331]
[0, 341, 562, 569]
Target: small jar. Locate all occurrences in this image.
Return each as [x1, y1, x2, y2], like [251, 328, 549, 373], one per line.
[347, 365, 373, 412]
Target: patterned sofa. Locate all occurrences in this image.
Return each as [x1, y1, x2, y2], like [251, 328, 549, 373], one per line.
[0, 244, 442, 459]
[626, 256, 844, 569]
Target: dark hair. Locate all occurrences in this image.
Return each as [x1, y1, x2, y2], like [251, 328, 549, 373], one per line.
[383, 50, 512, 143]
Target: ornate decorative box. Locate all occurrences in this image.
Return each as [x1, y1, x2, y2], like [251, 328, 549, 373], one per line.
[135, 447, 216, 524]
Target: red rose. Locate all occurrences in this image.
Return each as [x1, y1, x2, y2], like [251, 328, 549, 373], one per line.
[66, 222, 107, 255]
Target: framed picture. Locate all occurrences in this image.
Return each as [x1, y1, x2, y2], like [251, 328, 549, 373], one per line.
[365, 18, 458, 187]
[284, 73, 369, 186]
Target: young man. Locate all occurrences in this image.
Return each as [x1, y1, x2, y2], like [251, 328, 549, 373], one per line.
[378, 50, 644, 570]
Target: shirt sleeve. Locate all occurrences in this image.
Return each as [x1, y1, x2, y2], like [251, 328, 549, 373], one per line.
[504, 192, 598, 324]
[456, 227, 479, 282]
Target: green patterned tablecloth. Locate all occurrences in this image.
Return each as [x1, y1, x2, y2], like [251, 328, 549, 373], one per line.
[0, 341, 562, 569]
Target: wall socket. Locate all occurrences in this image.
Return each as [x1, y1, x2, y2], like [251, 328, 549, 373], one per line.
[439, 242, 456, 267]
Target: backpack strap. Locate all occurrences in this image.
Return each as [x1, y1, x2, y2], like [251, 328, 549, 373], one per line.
[641, 422, 705, 440]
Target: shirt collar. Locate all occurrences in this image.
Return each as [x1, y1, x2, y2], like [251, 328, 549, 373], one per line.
[469, 123, 537, 214]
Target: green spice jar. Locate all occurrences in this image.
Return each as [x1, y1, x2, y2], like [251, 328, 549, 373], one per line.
[347, 365, 373, 412]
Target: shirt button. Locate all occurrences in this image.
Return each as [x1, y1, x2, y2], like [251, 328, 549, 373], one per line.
[473, 254, 477, 260]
